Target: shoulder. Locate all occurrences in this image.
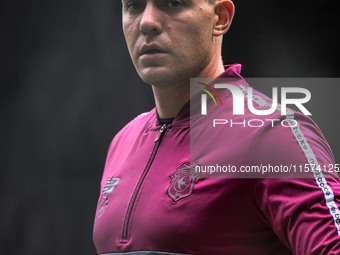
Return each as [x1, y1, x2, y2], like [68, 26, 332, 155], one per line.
[233, 83, 335, 176]
[251, 110, 334, 166]
[117, 109, 155, 135]
[106, 108, 157, 152]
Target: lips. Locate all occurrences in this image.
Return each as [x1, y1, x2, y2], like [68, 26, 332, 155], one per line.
[143, 49, 164, 54]
[140, 44, 168, 56]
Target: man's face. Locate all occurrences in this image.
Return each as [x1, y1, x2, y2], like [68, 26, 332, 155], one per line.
[122, 0, 216, 86]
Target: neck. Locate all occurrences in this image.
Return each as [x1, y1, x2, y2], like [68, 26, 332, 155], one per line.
[153, 49, 225, 119]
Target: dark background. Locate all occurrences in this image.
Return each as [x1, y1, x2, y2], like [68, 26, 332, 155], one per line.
[1, 0, 339, 254]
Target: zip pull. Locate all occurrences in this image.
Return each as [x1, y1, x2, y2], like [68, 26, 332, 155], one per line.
[154, 124, 167, 142]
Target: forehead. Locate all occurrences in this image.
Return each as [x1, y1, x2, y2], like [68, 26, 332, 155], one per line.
[121, 0, 205, 6]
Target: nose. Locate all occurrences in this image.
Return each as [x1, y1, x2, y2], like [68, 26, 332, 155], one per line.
[140, 2, 163, 35]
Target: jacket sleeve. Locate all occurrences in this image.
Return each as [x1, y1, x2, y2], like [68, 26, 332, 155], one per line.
[249, 113, 340, 254]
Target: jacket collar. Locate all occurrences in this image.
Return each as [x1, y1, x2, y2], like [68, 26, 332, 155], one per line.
[152, 64, 244, 128]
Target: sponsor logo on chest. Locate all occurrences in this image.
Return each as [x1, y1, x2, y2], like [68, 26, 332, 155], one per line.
[95, 177, 120, 219]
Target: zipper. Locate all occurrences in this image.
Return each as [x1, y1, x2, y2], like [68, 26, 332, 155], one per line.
[120, 124, 167, 242]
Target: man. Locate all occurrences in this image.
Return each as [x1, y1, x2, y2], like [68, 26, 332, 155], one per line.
[93, 0, 340, 254]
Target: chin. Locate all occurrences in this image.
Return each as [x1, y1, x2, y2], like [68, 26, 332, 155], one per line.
[139, 67, 178, 86]
[141, 75, 169, 87]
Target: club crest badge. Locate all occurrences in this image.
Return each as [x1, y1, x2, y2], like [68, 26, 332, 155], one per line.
[167, 163, 201, 202]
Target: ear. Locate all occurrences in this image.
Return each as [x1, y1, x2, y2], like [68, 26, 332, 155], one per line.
[213, 0, 235, 37]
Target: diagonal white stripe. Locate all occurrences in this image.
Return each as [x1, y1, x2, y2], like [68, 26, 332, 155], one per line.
[239, 84, 340, 236]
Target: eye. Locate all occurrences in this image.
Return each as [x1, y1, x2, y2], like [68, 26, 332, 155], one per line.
[126, 1, 144, 12]
[166, 0, 183, 8]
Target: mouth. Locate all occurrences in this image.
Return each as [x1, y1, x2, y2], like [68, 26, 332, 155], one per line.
[142, 49, 165, 55]
[139, 44, 168, 59]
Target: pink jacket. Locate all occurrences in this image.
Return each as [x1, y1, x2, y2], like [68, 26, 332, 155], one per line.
[93, 65, 340, 254]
